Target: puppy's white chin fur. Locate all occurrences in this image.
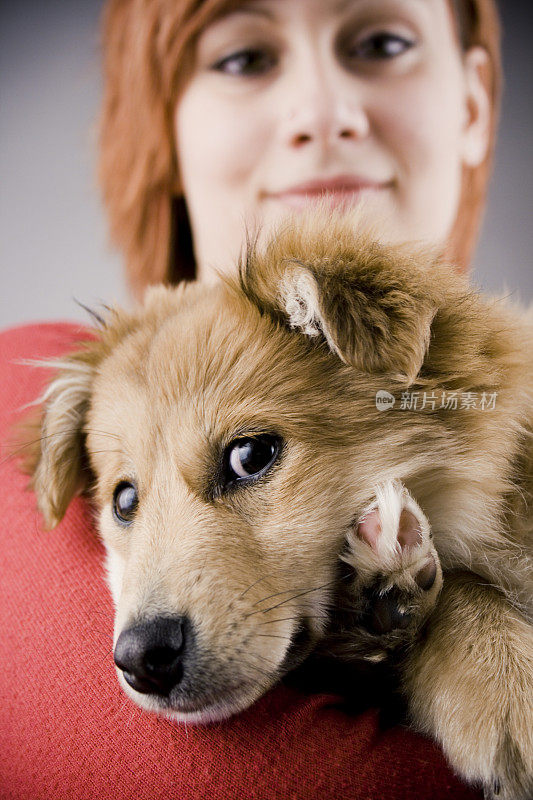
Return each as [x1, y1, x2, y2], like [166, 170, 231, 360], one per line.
[162, 695, 260, 725]
[118, 670, 271, 724]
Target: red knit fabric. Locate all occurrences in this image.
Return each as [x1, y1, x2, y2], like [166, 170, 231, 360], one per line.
[0, 322, 482, 800]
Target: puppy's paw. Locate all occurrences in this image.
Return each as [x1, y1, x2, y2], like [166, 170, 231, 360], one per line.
[340, 479, 442, 660]
[402, 573, 533, 800]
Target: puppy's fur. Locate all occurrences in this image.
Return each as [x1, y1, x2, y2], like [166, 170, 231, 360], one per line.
[21, 211, 533, 799]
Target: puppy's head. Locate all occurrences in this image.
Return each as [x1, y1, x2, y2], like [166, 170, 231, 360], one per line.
[26, 211, 464, 722]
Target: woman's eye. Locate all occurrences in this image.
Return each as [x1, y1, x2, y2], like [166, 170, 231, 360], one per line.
[224, 435, 281, 486]
[348, 32, 414, 61]
[212, 48, 276, 77]
[113, 481, 138, 525]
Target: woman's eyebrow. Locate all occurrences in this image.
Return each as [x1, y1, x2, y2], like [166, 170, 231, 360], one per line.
[223, 4, 275, 22]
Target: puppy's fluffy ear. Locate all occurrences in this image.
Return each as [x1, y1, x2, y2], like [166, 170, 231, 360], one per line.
[277, 256, 439, 381]
[239, 211, 451, 382]
[13, 301, 146, 529]
[19, 345, 102, 530]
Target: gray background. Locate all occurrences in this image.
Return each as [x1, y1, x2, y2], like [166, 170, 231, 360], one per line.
[1, 0, 532, 331]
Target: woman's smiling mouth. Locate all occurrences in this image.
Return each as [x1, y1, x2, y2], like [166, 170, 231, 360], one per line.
[264, 175, 393, 210]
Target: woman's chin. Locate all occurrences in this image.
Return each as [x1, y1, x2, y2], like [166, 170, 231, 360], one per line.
[254, 189, 397, 245]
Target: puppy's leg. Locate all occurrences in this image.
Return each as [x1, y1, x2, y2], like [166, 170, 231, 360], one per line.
[338, 479, 443, 661]
[401, 572, 533, 800]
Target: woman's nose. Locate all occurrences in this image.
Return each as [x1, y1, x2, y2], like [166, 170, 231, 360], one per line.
[279, 60, 370, 149]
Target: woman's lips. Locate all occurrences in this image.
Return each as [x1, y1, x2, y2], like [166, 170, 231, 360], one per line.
[264, 176, 392, 210]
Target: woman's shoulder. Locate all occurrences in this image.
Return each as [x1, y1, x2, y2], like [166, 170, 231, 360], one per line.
[0, 320, 94, 422]
[0, 319, 93, 361]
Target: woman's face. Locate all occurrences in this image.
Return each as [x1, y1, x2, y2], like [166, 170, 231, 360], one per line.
[175, 0, 490, 281]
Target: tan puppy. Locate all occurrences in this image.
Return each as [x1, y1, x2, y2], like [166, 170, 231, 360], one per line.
[23, 211, 533, 799]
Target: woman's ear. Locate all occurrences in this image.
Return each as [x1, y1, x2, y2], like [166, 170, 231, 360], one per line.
[461, 46, 492, 168]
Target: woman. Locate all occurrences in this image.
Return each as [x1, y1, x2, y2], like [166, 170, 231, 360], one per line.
[1, 2, 511, 800]
[98, 0, 500, 294]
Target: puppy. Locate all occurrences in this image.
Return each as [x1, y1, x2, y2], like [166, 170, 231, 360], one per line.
[22, 211, 533, 799]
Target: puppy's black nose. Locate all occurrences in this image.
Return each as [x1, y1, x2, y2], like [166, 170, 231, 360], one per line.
[114, 616, 192, 696]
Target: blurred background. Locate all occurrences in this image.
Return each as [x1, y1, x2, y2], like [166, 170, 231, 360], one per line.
[1, 0, 532, 330]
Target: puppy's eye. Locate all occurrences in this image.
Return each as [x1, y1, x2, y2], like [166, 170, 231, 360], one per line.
[225, 435, 281, 487]
[113, 481, 138, 525]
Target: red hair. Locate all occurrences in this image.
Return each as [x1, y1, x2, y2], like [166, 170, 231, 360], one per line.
[98, 0, 502, 295]
[445, 0, 502, 273]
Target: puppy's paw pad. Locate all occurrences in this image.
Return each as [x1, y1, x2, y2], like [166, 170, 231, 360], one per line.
[413, 554, 437, 591]
[356, 507, 422, 551]
[361, 586, 413, 635]
[343, 480, 442, 644]
[348, 480, 440, 589]
[356, 508, 382, 551]
[397, 509, 423, 550]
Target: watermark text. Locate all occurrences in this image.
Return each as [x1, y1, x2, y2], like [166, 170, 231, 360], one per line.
[375, 389, 498, 412]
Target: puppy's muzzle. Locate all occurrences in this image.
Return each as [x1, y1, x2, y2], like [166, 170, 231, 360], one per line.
[114, 616, 193, 697]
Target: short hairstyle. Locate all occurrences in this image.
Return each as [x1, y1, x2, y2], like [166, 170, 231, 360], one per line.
[98, 0, 502, 295]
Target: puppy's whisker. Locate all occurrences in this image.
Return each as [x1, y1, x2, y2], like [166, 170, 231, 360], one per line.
[20, 426, 119, 444]
[84, 428, 122, 441]
[72, 298, 107, 327]
[246, 576, 341, 618]
[243, 657, 279, 677]
[258, 615, 330, 626]
[0, 430, 82, 465]
[243, 666, 275, 684]
[323, 603, 360, 613]
[1, 427, 122, 466]
[251, 586, 303, 607]
[238, 644, 280, 668]
[256, 633, 293, 641]
[238, 654, 275, 676]
[252, 577, 338, 607]
[243, 564, 353, 608]
[246, 651, 280, 669]
[238, 573, 278, 600]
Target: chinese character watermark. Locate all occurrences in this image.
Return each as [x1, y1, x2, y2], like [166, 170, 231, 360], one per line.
[376, 390, 498, 412]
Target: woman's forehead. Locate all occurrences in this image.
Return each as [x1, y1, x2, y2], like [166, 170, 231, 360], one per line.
[213, 0, 437, 16]
[203, 0, 446, 34]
